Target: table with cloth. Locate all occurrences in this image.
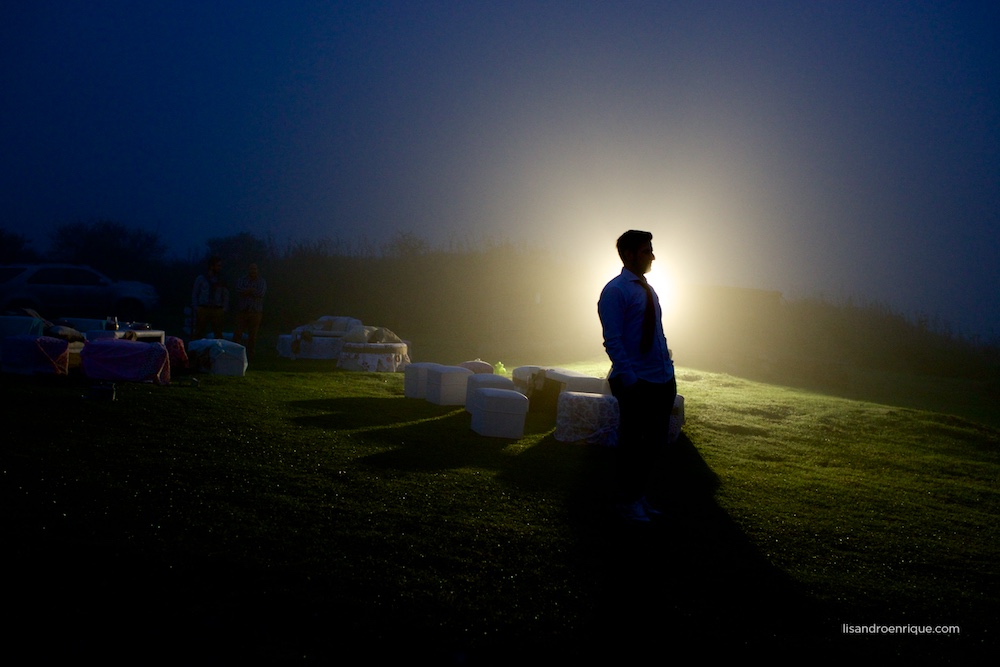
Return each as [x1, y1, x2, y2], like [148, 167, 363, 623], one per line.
[80, 338, 170, 385]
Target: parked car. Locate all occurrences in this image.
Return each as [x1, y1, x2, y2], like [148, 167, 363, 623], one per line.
[0, 264, 159, 321]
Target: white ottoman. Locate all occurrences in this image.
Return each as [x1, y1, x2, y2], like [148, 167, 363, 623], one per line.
[553, 392, 685, 446]
[425, 365, 473, 405]
[465, 374, 518, 413]
[404, 362, 444, 398]
[545, 368, 610, 394]
[512, 365, 545, 394]
[188, 338, 248, 376]
[470, 388, 529, 439]
[554, 391, 620, 446]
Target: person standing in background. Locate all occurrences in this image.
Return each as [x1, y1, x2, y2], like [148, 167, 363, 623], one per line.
[192, 256, 228, 340]
[233, 263, 266, 361]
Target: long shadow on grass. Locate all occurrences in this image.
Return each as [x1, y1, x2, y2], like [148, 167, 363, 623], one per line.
[290, 396, 552, 472]
[283, 396, 986, 663]
[291, 396, 464, 431]
[482, 431, 848, 662]
[562, 433, 843, 660]
[291, 396, 847, 660]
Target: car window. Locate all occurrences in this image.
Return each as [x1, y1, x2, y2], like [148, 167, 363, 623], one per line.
[0, 267, 27, 283]
[28, 267, 106, 286]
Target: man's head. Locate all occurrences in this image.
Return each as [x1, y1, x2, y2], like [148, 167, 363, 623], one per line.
[616, 230, 654, 275]
[247, 263, 258, 279]
[208, 256, 222, 274]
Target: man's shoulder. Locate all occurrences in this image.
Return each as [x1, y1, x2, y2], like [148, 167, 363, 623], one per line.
[599, 274, 632, 308]
[599, 276, 621, 296]
[602, 270, 637, 291]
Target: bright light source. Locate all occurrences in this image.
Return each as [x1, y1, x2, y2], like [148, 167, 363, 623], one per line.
[646, 263, 678, 322]
[589, 252, 679, 322]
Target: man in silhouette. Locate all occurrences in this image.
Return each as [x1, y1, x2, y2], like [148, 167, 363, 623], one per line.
[598, 230, 677, 522]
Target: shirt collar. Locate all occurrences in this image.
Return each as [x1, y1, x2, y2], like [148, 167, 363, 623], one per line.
[621, 267, 646, 283]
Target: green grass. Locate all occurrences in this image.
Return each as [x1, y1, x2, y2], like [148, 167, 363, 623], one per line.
[679, 371, 999, 611]
[4, 357, 998, 663]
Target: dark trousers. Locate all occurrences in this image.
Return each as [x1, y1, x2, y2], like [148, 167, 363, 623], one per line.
[609, 376, 678, 502]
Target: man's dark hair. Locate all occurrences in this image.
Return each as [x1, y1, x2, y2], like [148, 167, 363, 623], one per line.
[616, 230, 653, 261]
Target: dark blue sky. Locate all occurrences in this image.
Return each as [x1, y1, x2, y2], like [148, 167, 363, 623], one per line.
[2, 1, 998, 338]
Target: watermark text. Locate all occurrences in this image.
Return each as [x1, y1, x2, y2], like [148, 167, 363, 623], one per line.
[842, 623, 960, 636]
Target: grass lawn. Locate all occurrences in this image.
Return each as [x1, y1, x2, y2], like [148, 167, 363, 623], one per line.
[4, 354, 998, 664]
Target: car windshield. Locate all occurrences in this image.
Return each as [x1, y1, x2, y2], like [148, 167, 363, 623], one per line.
[27, 267, 106, 286]
[0, 267, 27, 283]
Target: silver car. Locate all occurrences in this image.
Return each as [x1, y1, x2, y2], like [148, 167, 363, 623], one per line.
[0, 264, 159, 321]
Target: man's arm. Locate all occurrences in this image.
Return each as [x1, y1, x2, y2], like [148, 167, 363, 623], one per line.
[598, 284, 638, 387]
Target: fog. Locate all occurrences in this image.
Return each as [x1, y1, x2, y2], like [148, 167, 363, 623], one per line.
[2, 1, 997, 338]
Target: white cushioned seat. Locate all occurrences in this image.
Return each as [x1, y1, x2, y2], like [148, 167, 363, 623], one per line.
[465, 374, 518, 413]
[404, 362, 444, 398]
[544, 368, 610, 394]
[554, 391, 620, 446]
[512, 365, 544, 394]
[425, 365, 474, 405]
[470, 388, 529, 439]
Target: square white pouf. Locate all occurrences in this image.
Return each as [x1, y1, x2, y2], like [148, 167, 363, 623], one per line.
[545, 368, 610, 394]
[188, 338, 248, 376]
[512, 365, 544, 394]
[470, 388, 529, 439]
[425, 365, 474, 405]
[554, 391, 620, 446]
[404, 362, 444, 399]
[465, 374, 518, 413]
[553, 392, 685, 446]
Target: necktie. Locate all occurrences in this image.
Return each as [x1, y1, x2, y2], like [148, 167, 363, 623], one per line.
[635, 278, 655, 354]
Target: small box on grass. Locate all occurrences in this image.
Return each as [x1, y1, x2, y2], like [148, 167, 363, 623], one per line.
[404, 362, 444, 399]
[470, 388, 529, 439]
[425, 365, 473, 405]
[465, 374, 518, 413]
[555, 391, 620, 446]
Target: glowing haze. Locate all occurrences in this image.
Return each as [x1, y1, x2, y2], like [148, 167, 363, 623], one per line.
[2, 1, 997, 337]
